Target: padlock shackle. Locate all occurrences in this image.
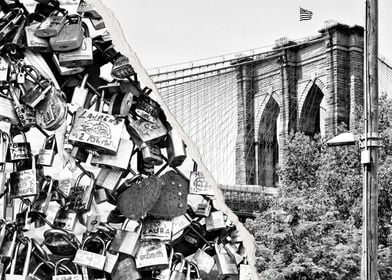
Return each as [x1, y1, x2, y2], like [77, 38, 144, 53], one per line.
[9, 238, 32, 276]
[31, 260, 55, 277]
[43, 228, 80, 250]
[189, 262, 201, 279]
[54, 257, 79, 275]
[81, 235, 106, 255]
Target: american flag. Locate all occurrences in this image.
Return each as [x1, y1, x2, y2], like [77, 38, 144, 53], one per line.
[300, 7, 313, 21]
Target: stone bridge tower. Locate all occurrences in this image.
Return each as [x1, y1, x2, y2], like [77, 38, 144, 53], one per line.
[235, 23, 364, 187]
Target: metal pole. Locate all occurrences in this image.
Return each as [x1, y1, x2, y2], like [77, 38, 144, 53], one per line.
[362, 0, 379, 279]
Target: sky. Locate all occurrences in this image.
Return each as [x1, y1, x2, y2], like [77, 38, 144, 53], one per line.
[101, 0, 392, 70]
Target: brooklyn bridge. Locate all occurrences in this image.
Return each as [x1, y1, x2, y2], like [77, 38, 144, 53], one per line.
[148, 22, 392, 219]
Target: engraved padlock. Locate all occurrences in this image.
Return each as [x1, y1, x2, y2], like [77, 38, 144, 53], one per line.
[37, 134, 57, 166]
[127, 115, 167, 147]
[53, 206, 78, 231]
[166, 128, 186, 167]
[66, 170, 95, 213]
[189, 171, 214, 196]
[35, 9, 68, 38]
[94, 187, 108, 204]
[141, 143, 163, 166]
[58, 166, 75, 197]
[50, 14, 83, 51]
[135, 240, 169, 271]
[9, 154, 38, 199]
[73, 235, 106, 270]
[91, 138, 134, 170]
[52, 258, 83, 280]
[58, 36, 93, 67]
[5, 238, 33, 280]
[169, 253, 186, 280]
[141, 218, 173, 241]
[111, 254, 141, 280]
[134, 94, 161, 123]
[109, 220, 141, 257]
[7, 129, 31, 162]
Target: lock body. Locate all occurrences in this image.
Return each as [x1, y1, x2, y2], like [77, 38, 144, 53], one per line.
[50, 15, 83, 51]
[59, 37, 93, 67]
[91, 138, 134, 170]
[25, 23, 51, 52]
[37, 135, 57, 166]
[96, 168, 123, 191]
[141, 144, 163, 166]
[35, 12, 67, 38]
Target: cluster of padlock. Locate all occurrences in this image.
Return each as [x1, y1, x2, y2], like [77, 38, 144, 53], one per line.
[0, 0, 252, 279]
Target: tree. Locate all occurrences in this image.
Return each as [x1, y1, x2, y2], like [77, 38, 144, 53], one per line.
[246, 96, 392, 279]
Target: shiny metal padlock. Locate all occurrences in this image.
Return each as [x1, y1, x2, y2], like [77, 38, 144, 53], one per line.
[109, 220, 141, 257]
[137, 149, 154, 175]
[127, 115, 167, 147]
[49, 14, 83, 51]
[191, 246, 215, 277]
[189, 171, 214, 196]
[25, 22, 51, 52]
[5, 238, 32, 280]
[135, 240, 169, 271]
[169, 253, 186, 280]
[52, 258, 83, 280]
[7, 129, 31, 162]
[15, 200, 31, 232]
[141, 143, 163, 165]
[73, 236, 106, 270]
[91, 138, 134, 170]
[214, 242, 238, 277]
[111, 255, 141, 280]
[37, 134, 57, 166]
[0, 94, 19, 125]
[103, 241, 119, 274]
[206, 211, 226, 232]
[141, 218, 172, 241]
[95, 168, 123, 191]
[134, 94, 161, 123]
[67, 170, 95, 213]
[239, 258, 252, 280]
[52, 53, 84, 76]
[53, 207, 78, 231]
[166, 128, 186, 167]
[9, 155, 38, 199]
[9, 86, 36, 129]
[71, 73, 89, 109]
[94, 187, 108, 204]
[58, 37, 93, 67]
[35, 9, 68, 38]
[0, 130, 9, 164]
[188, 262, 202, 280]
[58, 166, 75, 197]
[30, 178, 54, 228]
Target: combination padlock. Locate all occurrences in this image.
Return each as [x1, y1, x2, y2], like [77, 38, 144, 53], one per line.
[50, 14, 84, 51]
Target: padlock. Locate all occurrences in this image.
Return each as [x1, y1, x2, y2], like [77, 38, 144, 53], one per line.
[70, 146, 89, 162]
[5, 238, 32, 280]
[70, 73, 89, 109]
[111, 54, 135, 80]
[151, 247, 174, 280]
[52, 258, 83, 280]
[15, 200, 31, 232]
[26, 261, 55, 280]
[43, 228, 80, 256]
[66, 170, 95, 213]
[69, 105, 124, 155]
[9, 86, 36, 129]
[35, 85, 68, 131]
[52, 53, 84, 76]
[108, 90, 134, 116]
[73, 235, 106, 270]
[91, 138, 134, 170]
[58, 166, 75, 197]
[0, 93, 19, 125]
[111, 254, 141, 280]
[58, 37, 93, 67]
[173, 220, 207, 257]
[171, 214, 192, 239]
[137, 149, 154, 175]
[188, 195, 212, 217]
[0, 57, 9, 81]
[206, 211, 226, 232]
[135, 240, 169, 271]
[1, 16, 26, 57]
[19, 80, 51, 109]
[141, 218, 172, 241]
[127, 115, 168, 147]
[224, 243, 244, 265]
[37, 135, 57, 166]
[103, 240, 119, 274]
[0, 130, 9, 164]
[169, 253, 186, 280]
[95, 168, 124, 191]
[189, 171, 214, 196]
[7, 129, 31, 162]
[53, 207, 78, 231]
[109, 220, 141, 257]
[25, 22, 51, 52]
[94, 187, 108, 204]
[35, 9, 68, 38]
[166, 128, 186, 167]
[238, 258, 251, 280]
[141, 143, 163, 166]
[134, 94, 161, 123]
[188, 262, 202, 280]
[50, 14, 83, 51]
[9, 155, 38, 199]
[191, 245, 215, 277]
[214, 242, 238, 277]
[30, 178, 54, 227]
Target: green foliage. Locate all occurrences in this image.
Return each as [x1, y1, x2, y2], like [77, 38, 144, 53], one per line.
[246, 95, 392, 279]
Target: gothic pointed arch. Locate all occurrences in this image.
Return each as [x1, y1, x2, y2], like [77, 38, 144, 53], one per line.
[257, 97, 280, 187]
[299, 83, 325, 137]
